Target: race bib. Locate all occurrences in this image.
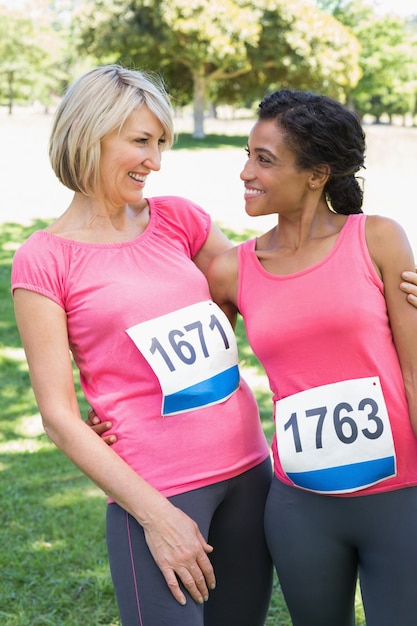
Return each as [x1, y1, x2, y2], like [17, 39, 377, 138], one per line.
[126, 301, 239, 415]
[275, 377, 396, 494]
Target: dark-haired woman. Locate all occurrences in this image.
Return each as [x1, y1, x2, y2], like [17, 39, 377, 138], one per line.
[208, 89, 417, 626]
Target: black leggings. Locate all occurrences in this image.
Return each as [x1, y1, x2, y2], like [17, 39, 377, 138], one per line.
[107, 457, 273, 626]
[264, 477, 417, 626]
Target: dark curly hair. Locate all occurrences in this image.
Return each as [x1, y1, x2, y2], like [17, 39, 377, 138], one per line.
[258, 90, 366, 215]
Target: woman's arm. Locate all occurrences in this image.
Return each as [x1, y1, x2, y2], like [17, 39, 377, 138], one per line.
[206, 246, 240, 329]
[366, 216, 417, 437]
[13, 289, 215, 605]
[192, 223, 233, 276]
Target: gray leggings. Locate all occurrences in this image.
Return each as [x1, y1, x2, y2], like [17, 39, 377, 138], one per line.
[106, 457, 273, 626]
[264, 477, 417, 626]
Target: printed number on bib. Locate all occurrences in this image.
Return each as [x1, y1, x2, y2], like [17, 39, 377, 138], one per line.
[126, 301, 239, 415]
[275, 377, 396, 494]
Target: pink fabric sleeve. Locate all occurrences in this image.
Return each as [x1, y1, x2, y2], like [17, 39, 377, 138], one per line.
[11, 232, 66, 308]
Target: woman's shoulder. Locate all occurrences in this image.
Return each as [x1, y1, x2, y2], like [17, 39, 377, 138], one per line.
[148, 195, 211, 248]
[149, 195, 207, 213]
[364, 214, 413, 279]
[14, 229, 61, 258]
[11, 230, 70, 304]
[365, 214, 409, 245]
[149, 195, 209, 225]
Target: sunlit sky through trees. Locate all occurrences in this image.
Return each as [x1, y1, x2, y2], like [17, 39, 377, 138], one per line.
[0, 0, 416, 18]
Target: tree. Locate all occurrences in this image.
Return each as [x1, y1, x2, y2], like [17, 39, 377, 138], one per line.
[0, 1, 88, 114]
[354, 13, 417, 122]
[316, 0, 417, 121]
[75, 0, 261, 137]
[75, 0, 360, 137]
[0, 8, 47, 114]
[243, 0, 360, 103]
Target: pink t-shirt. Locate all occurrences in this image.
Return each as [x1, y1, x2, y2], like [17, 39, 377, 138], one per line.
[12, 196, 269, 496]
[238, 213, 417, 497]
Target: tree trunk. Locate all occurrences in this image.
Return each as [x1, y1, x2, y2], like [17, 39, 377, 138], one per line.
[192, 72, 206, 138]
[7, 70, 14, 115]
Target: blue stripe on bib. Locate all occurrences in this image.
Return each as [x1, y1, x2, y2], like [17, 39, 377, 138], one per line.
[287, 456, 396, 493]
[163, 365, 240, 415]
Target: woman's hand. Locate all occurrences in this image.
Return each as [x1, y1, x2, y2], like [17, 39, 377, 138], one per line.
[142, 499, 216, 606]
[400, 270, 417, 306]
[84, 409, 215, 604]
[86, 408, 118, 445]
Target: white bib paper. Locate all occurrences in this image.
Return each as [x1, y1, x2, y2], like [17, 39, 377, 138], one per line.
[126, 301, 239, 415]
[275, 377, 396, 494]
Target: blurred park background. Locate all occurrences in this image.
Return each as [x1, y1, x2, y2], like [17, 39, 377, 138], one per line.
[1, 0, 417, 244]
[1, 0, 417, 624]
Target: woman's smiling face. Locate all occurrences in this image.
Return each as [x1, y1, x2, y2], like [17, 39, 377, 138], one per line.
[240, 119, 312, 218]
[99, 105, 167, 206]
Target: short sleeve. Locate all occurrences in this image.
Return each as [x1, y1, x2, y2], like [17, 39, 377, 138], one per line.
[148, 196, 211, 258]
[11, 232, 66, 308]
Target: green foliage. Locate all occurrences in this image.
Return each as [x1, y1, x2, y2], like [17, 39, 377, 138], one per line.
[0, 2, 95, 114]
[244, 0, 360, 101]
[74, 0, 261, 136]
[2, 0, 417, 127]
[173, 132, 248, 150]
[316, 0, 417, 121]
[353, 13, 417, 120]
[0, 9, 47, 112]
[73, 0, 360, 137]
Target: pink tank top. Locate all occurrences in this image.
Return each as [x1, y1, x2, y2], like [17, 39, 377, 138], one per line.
[238, 213, 417, 496]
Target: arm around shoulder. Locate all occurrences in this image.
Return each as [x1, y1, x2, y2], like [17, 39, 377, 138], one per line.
[207, 246, 239, 329]
[192, 222, 233, 276]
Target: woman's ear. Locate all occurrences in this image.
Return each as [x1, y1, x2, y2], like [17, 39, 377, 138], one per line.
[309, 165, 330, 190]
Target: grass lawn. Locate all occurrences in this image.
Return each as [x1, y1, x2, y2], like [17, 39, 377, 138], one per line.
[0, 218, 368, 625]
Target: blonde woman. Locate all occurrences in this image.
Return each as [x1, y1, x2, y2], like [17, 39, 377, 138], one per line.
[12, 65, 272, 626]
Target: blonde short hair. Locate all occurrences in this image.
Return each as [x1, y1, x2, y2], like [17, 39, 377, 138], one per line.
[49, 64, 174, 195]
